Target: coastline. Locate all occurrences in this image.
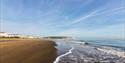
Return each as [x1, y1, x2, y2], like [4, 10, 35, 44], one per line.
[1, 39, 125, 63]
[53, 40, 125, 63]
[0, 39, 57, 63]
[53, 47, 74, 63]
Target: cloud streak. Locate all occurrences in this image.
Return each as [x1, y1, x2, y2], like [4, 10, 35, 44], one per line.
[70, 9, 100, 25]
[69, 7, 125, 25]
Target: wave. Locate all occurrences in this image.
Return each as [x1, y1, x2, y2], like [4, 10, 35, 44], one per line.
[97, 48, 125, 58]
[53, 47, 74, 63]
[53, 40, 125, 63]
[53, 40, 89, 63]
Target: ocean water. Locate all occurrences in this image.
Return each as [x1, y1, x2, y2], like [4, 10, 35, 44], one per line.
[54, 40, 72, 55]
[84, 40, 125, 50]
[53, 39, 125, 63]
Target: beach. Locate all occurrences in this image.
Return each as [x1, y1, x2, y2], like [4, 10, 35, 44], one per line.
[0, 39, 125, 63]
[54, 40, 125, 63]
[0, 39, 57, 63]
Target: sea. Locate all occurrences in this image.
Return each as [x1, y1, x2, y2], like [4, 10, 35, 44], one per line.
[53, 39, 125, 63]
[84, 39, 125, 48]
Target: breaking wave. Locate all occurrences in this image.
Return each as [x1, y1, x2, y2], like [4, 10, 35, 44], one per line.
[53, 47, 74, 63]
[53, 40, 125, 63]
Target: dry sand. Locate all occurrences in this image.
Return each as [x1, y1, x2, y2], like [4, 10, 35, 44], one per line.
[0, 39, 57, 63]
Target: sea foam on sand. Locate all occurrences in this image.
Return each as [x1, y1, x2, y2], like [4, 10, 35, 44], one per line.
[53, 47, 74, 63]
[97, 48, 125, 58]
[53, 40, 125, 63]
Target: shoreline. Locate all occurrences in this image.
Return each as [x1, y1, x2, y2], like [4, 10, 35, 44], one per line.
[54, 40, 125, 63]
[1, 39, 125, 63]
[53, 47, 74, 63]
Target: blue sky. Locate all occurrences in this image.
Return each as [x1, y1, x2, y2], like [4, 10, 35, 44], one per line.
[0, 0, 125, 40]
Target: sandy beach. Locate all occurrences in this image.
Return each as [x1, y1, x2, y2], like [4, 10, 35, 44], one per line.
[0, 39, 57, 63]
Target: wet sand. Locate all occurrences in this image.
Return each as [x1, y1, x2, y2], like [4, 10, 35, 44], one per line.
[0, 39, 57, 63]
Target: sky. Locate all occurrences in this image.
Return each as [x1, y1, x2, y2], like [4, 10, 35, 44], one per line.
[0, 0, 125, 40]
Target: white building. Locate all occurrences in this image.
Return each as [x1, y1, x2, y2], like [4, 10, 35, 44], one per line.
[0, 32, 9, 37]
[0, 32, 35, 39]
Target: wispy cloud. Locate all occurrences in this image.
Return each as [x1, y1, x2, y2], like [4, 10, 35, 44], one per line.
[1, 0, 124, 39]
[96, 7, 125, 16]
[70, 10, 100, 25]
[70, 7, 125, 25]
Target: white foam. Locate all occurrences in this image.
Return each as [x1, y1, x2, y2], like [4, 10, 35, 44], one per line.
[53, 47, 74, 63]
[69, 41, 86, 44]
[97, 48, 125, 58]
[53, 40, 87, 63]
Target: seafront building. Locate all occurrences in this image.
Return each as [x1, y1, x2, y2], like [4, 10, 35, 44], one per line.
[0, 32, 9, 37]
[0, 32, 73, 39]
[0, 32, 35, 38]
